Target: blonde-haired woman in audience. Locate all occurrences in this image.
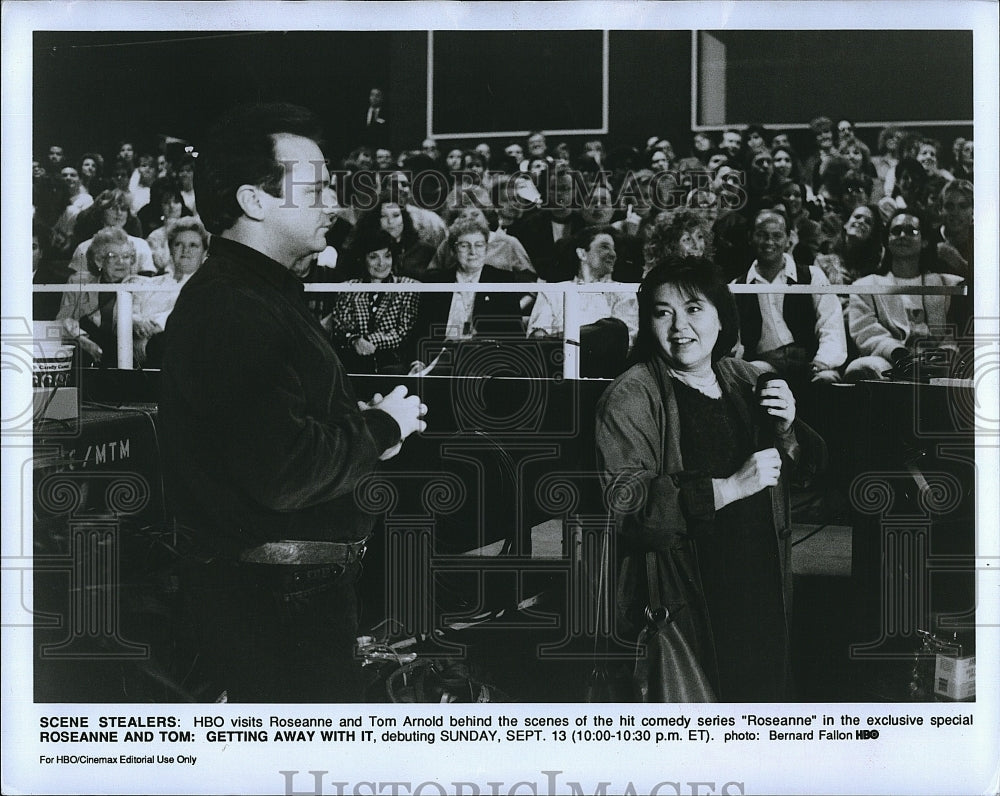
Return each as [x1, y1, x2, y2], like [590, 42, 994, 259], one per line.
[130, 217, 209, 366]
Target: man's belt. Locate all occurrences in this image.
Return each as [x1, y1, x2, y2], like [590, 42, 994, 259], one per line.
[239, 538, 368, 566]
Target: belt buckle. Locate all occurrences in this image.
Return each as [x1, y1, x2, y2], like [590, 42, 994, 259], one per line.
[350, 541, 368, 565]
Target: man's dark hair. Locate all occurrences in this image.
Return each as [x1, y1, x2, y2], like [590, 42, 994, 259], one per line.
[631, 255, 739, 365]
[197, 102, 325, 235]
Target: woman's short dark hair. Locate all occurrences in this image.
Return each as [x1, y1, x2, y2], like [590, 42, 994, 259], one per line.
[197, 102, 325, 235]
[631, 256, 739, 365]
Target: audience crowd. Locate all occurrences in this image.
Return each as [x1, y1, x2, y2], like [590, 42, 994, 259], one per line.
[33, 110, 973, 379]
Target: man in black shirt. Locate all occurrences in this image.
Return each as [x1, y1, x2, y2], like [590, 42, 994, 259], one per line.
[160, 103, 426, 702]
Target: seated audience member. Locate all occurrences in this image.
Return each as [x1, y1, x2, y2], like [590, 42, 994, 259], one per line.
[503, 142, 525, 167]
[553, 183, 643, 283]
[732, 210, 847, 387]
[129, 217, 208, 366]
[742, 124, 769, 156]
[877, 157, 930, 223]
[612, 168, 657, 244]
[846, 209, 963, 381]
[710, 166, 754, 282]
[33, 158, 67, 231]
[773, 178, 822, 264]
[815, 204, 884, 308]
[430, 200, 534, 275]
[128, 153, 158, 215]
[515, 168, 582, 282]
[79, 152, 110, 197]
[916, 138, 954, 184]
[69, 189, 156, 276]
[771, 145, 803, 184]
[770, 130, 792, 150]
[50, 165, 95, 252]
[674, 131, 712, 172]
[837, 138, 880, 201]
[642, 207, 712, 277]
[349, 193, 436, 281]
[527, 226, 638, 378]
[175, 155, 198, 217]
[328, 230, 420, 375]
[33, 221, 73, 321]
[953, 139, 973, 182]
[800, 116, 836, 191]
[871, 125, 904, 197]
[382, 170, 448, 250]
[925, 178, 974, 335]
[108, 158, 133, 198]
[926, 179, 973, 280]
[57, 227, 144, 367]
[411, 216, 530, 367]
[141, 181, 194, 274]
[374, 147, 395, 171]
[524, 131, 552, 166]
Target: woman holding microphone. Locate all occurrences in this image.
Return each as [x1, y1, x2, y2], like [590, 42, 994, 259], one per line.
[595, 256, 826, 701]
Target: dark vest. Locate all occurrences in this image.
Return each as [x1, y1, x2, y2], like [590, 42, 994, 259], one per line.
[735, 263, 818, 359]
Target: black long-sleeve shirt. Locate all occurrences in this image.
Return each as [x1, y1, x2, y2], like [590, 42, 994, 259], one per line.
[159, 236, 401, 553]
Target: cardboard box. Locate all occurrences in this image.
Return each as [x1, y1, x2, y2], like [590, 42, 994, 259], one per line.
[934, 654, 976, 701]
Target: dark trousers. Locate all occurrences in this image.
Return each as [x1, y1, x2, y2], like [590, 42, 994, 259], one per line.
[182, 559, 364, 702]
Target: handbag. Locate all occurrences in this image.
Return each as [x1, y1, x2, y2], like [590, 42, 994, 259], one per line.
[633, 550, 717, 702]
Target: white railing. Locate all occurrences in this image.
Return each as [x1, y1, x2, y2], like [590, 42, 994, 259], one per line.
[32, 280, 968, 377]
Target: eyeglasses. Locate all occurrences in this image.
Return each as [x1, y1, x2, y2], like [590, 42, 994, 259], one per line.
[455, 241, 487, 253]
[888, 225, 920, 237]
[838, 125, 853, 133]
[844, 185, 867, 194]
[97, 251, 135, 263]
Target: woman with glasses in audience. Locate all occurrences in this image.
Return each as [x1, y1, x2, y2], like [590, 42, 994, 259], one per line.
[411, 216, 530, 371]
[845, 208, 963, 382]
[328, 229, 421, 375]
[68, 188, 155, 276]
[57, 227, 143, 367]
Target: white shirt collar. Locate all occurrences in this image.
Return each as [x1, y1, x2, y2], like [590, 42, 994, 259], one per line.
[747, 252, 797, 284]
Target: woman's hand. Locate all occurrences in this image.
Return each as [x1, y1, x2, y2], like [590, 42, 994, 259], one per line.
[715, 448, 782, 507]
[353, 337, 376, 356]
[758, 378, 796, 434]
[133, 319, 161, 339]
[936, 242, 969, 276]
[78, 336, 104, 364]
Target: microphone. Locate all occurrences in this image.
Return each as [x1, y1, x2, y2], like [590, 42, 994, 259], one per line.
[755, 372, 783, 450]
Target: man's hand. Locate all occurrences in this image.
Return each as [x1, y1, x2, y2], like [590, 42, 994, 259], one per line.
[361, 385, 427, 459]
[353, 337, 376, 356]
